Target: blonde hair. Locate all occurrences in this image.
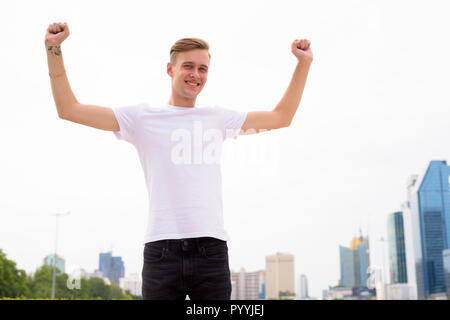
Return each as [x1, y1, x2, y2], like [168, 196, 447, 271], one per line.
[170, 37, 211, 66]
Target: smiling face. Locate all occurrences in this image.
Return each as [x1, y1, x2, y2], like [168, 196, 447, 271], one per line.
[167, 49, 210, 107]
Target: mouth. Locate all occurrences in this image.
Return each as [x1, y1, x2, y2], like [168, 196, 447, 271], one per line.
[185, 80, 200, 88]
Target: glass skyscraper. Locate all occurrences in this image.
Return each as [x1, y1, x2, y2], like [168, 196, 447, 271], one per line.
[404, 160, 450, 298]
[43, 254, 65, 274]
[99, 252, 125, 286]
[339, 235, 370, 288]
[339, 246, 354, 287]
[443, 249, 450, 297]
[387, 211, 407, 284]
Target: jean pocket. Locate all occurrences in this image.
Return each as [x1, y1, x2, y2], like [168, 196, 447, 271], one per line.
[144, 245, 167, 263]
[201, 243, 228, 261]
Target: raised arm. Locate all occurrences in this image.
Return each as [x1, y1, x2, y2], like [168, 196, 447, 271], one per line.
[240, 39, 313, 134]
[45, 22, 119, 131]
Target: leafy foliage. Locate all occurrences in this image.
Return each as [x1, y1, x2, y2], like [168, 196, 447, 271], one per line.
[0, 248, 140, 300]
[0, 249, 30, 297]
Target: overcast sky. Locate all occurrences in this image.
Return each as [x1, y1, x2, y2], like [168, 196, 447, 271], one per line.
[1, 0, 450, 299]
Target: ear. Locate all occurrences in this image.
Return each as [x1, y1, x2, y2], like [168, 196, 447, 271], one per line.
[167, 62, 173, 78]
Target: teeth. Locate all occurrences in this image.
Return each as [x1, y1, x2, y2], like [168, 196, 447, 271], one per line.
[186, 81, 198, 86]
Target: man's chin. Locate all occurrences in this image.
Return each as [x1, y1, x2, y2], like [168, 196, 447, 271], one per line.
[182, 90, 200, 98]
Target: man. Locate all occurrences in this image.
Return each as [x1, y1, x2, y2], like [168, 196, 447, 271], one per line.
[45, 22, 313, 300]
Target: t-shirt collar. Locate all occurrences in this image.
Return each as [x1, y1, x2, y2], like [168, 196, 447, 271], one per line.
[166, 104, 196, 110]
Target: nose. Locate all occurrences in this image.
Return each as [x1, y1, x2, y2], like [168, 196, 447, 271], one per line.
[189, 70, 200, 79]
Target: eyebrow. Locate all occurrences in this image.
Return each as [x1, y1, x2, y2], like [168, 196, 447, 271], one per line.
[182, 61, 209, 69]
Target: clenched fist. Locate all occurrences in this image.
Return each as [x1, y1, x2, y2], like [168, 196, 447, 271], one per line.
[45, 22, 70, 46]
[291, 39, 313, 63]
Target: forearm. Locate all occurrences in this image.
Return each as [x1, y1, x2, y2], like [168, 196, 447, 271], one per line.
[46, 44, 79, 118]
[274, 59, 312, 125]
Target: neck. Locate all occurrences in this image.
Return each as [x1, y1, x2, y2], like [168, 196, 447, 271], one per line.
[168, 95, 196, 108]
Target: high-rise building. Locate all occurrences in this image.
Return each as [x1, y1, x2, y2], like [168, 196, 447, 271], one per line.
[265, 252, 295, 299]
[351, 236, 370, 287]
[339, 246, 354, 287]
[296, 274, 308, 299]
[99, 251, 125, 286]
[258, 272, 265, 300]
[443, 249, 450, 297]
[402, 175, 421, 299]
[43, 254, 65, 274]
[403, 161, 450, 298]
[387, 211, 407, 284]
[339, 234, 370, 288]
[99, 252, 111, 278]
[231, 268, 265, 300]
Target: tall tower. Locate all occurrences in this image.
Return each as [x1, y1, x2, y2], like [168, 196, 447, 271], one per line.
[99, 251, 125, 286]
[387, 211, 407, 284]
[265, 252, 295, 299]
[230, 268, 265, 300]
[339, 234, 370, 288]
[403, 161, 450, 298]
[402, 175, 420, 299]
[297, 274, 309, 299]
[43, 254, 65, 274]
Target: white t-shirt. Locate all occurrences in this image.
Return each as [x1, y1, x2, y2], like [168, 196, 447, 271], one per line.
[112, 103, 248, 243]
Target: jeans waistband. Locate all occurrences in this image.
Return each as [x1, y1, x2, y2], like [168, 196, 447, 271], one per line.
[146, 237, 226, 254]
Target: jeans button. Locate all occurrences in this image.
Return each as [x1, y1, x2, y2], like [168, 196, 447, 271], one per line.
[182, 240, 189, 251]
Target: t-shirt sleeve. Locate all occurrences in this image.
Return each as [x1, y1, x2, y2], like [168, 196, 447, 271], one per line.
[215, 106, 248, 140]
[111, 104, 143, 144]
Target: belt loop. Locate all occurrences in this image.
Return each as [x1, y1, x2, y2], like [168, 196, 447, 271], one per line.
[164, 239, 169, 251]
[196, 238, 203, 254]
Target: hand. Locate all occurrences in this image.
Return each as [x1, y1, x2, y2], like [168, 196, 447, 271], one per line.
[45, 22, 70, 46]
[291, 39, 313, 63]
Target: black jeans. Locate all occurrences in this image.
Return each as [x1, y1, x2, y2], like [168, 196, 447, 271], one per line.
[142, 237, 232, 300]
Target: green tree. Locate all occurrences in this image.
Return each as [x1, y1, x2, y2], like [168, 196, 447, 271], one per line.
[0, 248, 30, 298]
[1, 249, 140, 300]
[28, 265, 54, 298]
[0, 249, 29, 298]
[110, 283, 132, 300]
[125, 289, 142, 300]
[279, 290, 295, 299]
[27, 265, 74, 299]
[88, 277, 111, 299]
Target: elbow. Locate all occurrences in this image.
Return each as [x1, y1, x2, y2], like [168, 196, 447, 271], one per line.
[58, 110, 69, 120]
[280, 117, 292, 128]
[57, 103, 76, 121]
[58, 112, 66, 120]
[55, 103, 67, 120]
[273, 111, 291, 129]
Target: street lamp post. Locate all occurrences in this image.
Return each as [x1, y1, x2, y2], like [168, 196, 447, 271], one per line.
[379, 236, 387, 284]
[377, 236, 388, 300]
[51, 210, 70, 299]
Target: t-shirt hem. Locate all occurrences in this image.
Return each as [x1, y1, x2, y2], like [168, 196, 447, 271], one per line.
[143, 231, 229, 244]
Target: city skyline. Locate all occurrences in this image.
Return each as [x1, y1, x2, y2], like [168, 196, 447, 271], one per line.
[1, 0, 450, 299]
[402, 160, 450, 299]
[2, 160, 448, 299]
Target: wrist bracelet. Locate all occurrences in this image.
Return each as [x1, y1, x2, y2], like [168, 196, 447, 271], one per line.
[49, 69, 66, 79]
